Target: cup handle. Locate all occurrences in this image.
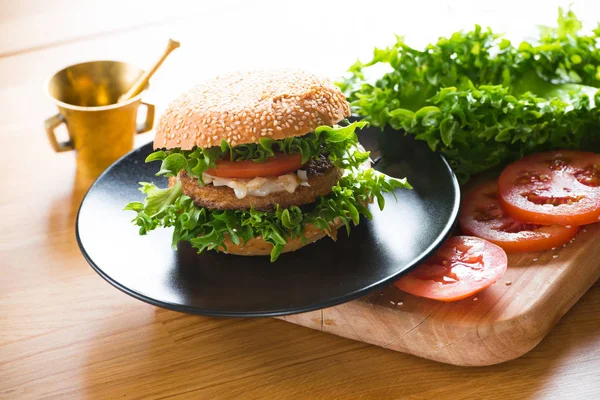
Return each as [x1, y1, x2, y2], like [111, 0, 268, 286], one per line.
[136, 102, 155, 134]
[44, 113, 74, 152]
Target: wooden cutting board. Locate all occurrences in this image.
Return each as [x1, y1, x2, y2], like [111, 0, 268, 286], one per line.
[279, 223, 600, 366]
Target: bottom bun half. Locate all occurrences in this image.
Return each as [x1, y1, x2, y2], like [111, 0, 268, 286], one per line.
[222, 219, 344, 256]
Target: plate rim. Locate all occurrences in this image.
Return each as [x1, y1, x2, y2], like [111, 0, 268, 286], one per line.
[76, 141, 461, 317]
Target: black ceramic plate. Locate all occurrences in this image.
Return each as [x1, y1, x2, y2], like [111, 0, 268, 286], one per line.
[76, 125, 460, 317]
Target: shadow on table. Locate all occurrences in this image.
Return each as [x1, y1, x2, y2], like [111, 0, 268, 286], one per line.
[78, 285, 599, 399]
[44, 163, 99, 265]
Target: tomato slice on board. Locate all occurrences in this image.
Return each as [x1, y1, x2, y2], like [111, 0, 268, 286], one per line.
[206, 153, 303, 178]
[460, 181, 579, 253]
[394, 236, 507, 302]
[498, 150, 600, 226]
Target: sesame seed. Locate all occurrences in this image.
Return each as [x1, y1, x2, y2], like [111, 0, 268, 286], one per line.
[533, 258, 539, 262]
[553, 255, 559, 259]
[505, 281, 512, 286]
[155, 69, 349, 148]
[473, 297, 478, 301]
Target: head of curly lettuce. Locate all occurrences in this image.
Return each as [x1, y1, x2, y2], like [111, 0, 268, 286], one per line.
[124, 121, 411, 261]
[338, 8, 600, 183]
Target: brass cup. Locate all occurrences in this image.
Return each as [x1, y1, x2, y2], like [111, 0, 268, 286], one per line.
[44, 60, 155, 178]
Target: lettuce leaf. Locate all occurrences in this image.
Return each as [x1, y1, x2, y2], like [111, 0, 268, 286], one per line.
[387, 78, 600, 182]
[125, 168, 411, 262]
[338, 8, 600, 182]
[146, 121, 367, 184]
[532, 8, 600, 88]
[125, 119, 410, 261]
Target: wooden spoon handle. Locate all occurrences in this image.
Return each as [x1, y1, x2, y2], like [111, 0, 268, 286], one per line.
[119, 38, 180, 102]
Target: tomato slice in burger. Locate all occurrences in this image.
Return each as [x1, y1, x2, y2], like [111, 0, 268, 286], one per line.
[498, 150, 600, 226]
[460, 181, 579, 253]
[394, 236, 507, 302]
[206, 153, 304, 179]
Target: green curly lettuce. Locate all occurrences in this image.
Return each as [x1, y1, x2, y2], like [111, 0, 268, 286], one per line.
[387, 77, 599, 182]
[338, 8, 600, 182]
[339, 24, 521, 107]
[125, 168, 410, 262]
[146, 120, 367, 184]
[530, 8, 600, 87]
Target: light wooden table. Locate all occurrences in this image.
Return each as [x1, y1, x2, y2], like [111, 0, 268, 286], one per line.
[1, 1, 599, 398]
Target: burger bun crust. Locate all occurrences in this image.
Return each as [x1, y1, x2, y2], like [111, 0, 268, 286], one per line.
[222, 219, 343, 257]
[154, 69, 351, 150]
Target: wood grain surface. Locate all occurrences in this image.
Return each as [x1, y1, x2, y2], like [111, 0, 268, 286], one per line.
[1, 1, 599, 399]
[281, 224, 600, 366]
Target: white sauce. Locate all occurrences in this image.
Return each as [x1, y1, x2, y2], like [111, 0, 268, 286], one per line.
[200, 144, 370, 200]
[203, 170, 310, 199]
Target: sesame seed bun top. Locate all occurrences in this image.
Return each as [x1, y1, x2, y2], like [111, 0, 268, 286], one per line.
[154, 69, 351, 150]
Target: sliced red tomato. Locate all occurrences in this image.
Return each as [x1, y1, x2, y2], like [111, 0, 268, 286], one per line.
[206, 153, 303, 178]
[498, 150, 600, 226]
[394, 236, 507, 302]
[460, 181, 579, 253]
